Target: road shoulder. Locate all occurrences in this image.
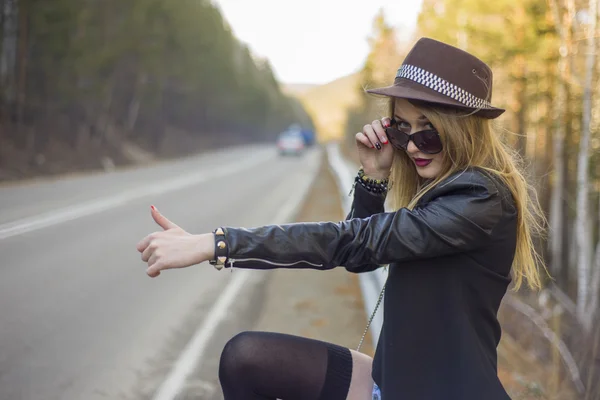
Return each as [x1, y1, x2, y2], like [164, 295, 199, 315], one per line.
[253, 151, 375, 354]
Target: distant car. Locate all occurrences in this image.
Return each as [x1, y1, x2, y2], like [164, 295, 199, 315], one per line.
[277, 132, 305, 156]
[299, 128, 316, 147]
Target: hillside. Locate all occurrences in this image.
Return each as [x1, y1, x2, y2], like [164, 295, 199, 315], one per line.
[282, 83, 318, 97]
[289, 73, 363, 142]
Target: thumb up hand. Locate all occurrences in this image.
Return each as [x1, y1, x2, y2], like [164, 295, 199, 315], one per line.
[136, 206, 214, 277]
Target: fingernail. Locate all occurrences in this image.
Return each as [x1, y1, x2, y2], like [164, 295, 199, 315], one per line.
[384, 121, 390, 128]
[375, 142, 382, 150]
[151, 205, 156, 211]
[381, 136, 388, 143]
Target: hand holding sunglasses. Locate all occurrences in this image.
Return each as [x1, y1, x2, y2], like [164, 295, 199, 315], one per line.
[355, 118, 395, 180]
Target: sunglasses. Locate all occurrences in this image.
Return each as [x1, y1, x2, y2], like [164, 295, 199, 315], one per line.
[385, 118, 443, 155]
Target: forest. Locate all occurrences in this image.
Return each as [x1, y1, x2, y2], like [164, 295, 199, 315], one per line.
[0, 0, 312, 180]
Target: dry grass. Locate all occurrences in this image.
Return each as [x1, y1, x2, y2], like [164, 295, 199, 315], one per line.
[497, 332, 579, 399]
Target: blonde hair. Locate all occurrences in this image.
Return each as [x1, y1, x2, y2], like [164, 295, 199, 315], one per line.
[387, 99, 547, 290]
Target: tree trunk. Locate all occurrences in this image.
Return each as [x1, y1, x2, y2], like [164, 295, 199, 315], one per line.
[1, 0, 18, 124]
[538, 64, 555, 218]
[578, 0, 598, 328]
[512, 4, 528, 158]
[126, 72, 147, 132]
[548, 0, 573, 283]
[548, 60, 567, 279]
[15, 0, 28, 143]
[0, 0, 5, 124]
[562, 89, 573, 289]
[587, 193, 600, 331]
[514, 61, 527, 158]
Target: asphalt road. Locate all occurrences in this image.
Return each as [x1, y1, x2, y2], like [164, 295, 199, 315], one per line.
[0, 145, 322, 400]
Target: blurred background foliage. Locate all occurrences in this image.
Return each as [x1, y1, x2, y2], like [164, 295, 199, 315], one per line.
[0, 0, 313, 178]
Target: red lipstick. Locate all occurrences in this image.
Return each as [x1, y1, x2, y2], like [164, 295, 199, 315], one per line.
[414, 158, 432, 167]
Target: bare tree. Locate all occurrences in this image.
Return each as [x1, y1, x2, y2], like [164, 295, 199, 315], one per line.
[577, 0, 599, 330]
[1, 0, 18, 105]
[588, 194, 600, 330]
[548, 0, 575, 284]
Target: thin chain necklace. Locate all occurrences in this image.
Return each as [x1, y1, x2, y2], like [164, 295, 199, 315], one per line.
[356, 283, 386, 352]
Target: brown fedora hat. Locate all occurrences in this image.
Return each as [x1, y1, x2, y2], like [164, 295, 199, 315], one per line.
[367, 37, 505, 119]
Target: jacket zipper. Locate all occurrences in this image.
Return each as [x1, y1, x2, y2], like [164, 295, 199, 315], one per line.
[228, 258, 323, 268]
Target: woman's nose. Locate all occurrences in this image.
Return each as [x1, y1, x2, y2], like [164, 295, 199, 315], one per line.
[406, 139, 419, 154]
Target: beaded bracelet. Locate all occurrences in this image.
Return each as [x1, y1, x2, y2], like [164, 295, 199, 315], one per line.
[349, 168, 390, 195]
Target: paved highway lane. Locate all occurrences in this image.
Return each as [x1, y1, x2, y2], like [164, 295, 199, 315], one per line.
[0, 145, 322, 400]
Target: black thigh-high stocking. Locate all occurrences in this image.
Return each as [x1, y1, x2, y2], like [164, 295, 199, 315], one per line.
[218, 331, 353, 400]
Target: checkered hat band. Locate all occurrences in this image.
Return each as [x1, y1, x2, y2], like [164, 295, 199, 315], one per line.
[396, 64, 493, 109]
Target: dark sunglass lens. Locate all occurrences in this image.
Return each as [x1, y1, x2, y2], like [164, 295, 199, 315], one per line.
[385, 127, 409, 150]
[413, 130, 443, 154]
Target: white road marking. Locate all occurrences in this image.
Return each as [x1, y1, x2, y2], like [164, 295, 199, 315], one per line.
[0, 155, 273, 240]
[152, 268, 251, 400]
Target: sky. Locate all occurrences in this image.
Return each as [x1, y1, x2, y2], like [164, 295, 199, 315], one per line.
[213, 0, 424, 85]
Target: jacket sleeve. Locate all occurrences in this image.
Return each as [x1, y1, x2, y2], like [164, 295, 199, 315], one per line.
[222, 171, 504, 272]
[347, 182, 387, 219]
[343, 182, 387, 273]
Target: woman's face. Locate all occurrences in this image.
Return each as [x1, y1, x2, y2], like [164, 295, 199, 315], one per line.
[392, 99, 444, 179]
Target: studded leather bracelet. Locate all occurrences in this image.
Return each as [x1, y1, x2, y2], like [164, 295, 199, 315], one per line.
[209, 227, 229, 270]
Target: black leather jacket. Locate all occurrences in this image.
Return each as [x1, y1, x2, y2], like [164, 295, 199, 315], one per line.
[221, 167, 516, 400]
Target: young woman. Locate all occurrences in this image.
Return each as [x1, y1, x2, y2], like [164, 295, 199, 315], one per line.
[136, 37, 545, 399]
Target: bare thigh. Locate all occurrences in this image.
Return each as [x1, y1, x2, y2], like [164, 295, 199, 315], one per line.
[347, 350, 374, 400]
